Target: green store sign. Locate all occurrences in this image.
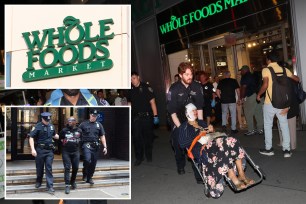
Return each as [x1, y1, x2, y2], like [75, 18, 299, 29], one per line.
[22, 16, 114, 82]
[159, 0, 248, 35]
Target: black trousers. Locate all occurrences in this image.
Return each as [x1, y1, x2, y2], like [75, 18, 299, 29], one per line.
[171, 127, 202, 181]
[62, 149, 80, 185]
[35, 147, 54, 188]
[132, 116, 154, 161]
[82, 144, 98, 180]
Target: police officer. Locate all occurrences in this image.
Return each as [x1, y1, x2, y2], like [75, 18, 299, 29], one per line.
[79, 109, 107, 184]
[167, 62, 204, 181]
[29, 112, 59, 194]
[59, 117, 82, 194]
[127, 71, 159, 166]
[45, 89, 103, 106]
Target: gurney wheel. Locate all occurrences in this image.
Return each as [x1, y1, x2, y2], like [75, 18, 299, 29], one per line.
[204, 184, 210, 197]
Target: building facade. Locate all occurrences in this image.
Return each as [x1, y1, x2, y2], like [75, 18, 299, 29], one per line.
[132, 0, 306, 126]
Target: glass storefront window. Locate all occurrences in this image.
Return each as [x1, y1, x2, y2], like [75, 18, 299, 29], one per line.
[17, 108, 40, 155]
[202, 44, 211, 74]
[212, 46, 228, 77]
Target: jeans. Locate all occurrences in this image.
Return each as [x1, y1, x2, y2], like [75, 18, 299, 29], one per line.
[62, 149, 80, 185]
[221, 103, 237, 130]
[263, 103, 290, 151]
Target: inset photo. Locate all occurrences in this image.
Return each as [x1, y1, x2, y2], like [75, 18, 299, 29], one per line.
[5, 107, 130, 200]
[5, 5, 131, 89]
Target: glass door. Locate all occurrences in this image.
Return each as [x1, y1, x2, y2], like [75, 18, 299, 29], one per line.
[207, 38, 237, 79]
[6, 107, 60, 160]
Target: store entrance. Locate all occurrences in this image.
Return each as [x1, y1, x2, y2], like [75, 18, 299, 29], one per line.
[200, 36, 238, 78]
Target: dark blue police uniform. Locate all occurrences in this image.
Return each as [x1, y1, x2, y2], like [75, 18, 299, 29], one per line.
[59, 124, 82, 189]
[167, 80, 204, 176]
[79, 115, 105, 184]
[29, 112, 56, 190]
[127, 82, 155, 166]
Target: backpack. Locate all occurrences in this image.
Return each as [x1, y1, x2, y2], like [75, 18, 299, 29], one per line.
[267, 67, 292, 109]
[295, 82, 306, 104]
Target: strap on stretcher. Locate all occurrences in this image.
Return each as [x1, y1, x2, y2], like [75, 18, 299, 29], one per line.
[187, 131, 206, 160]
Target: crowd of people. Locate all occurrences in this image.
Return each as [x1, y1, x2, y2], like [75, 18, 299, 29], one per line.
[128, 51, 301, 197]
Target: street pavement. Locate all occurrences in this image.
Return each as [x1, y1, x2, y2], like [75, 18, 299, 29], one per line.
[110, 125, 306, 204]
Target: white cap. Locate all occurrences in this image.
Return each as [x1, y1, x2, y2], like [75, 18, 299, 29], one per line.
[185, 103, 197, 121]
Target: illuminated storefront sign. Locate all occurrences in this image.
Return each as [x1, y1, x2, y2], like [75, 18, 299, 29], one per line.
[159, 0, 248, 35]
[22, 16, 114, 82]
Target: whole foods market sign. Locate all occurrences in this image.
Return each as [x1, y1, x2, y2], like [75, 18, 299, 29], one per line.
[159, 0, 248, 35]
[22, 16, 114, 82]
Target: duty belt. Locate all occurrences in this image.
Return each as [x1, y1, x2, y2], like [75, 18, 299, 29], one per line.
[84, 141, 100, 149]
[37, 143, 55, 150]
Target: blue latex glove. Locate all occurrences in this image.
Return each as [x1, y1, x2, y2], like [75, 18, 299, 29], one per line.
[153, 116, 159, 125]
[211, 99, 216, 108]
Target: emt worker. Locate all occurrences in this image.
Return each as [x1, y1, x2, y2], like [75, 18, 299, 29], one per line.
[167, 62, 204, 183]
[29, 112, 59, 194]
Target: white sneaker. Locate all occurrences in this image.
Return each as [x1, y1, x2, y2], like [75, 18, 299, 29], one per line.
[283, 150, 292, 158]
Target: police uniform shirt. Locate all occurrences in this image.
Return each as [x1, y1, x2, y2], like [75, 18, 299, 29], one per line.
[127, 82, 155, 116]
[202, 82, 214, 104]
[29, 122, 55, 145]
[167, 80, 204, 117]
[79, 120, 105, 142]
[59, 126, 82, 152]
[60, 94, 102, 106]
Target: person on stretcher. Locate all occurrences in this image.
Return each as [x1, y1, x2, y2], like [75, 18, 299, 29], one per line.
[179, 103, 255, 197]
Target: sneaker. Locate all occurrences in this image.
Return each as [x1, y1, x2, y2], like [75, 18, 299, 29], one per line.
[256, 129, 264, 135]
[47, 187, 55, 194]
[259, 148, 274, 156]
[222, 125, 227, 131]
[35, 182, 41, 188]
[86, 178, 94, 185]
[71, 182, 77, 190]
[231, 129, 239, 134]
[65, 185, 70, 194]
[283, 150, 292, 158]
[244, 130, 256, 136]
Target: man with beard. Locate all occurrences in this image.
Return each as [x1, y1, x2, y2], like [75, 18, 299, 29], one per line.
[127, 71, 159, 166]
[167, 62, 204, 182]
[59, 117, 82, 194]
[44, 89, 102, 106]
[29, 112, 59, 194]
